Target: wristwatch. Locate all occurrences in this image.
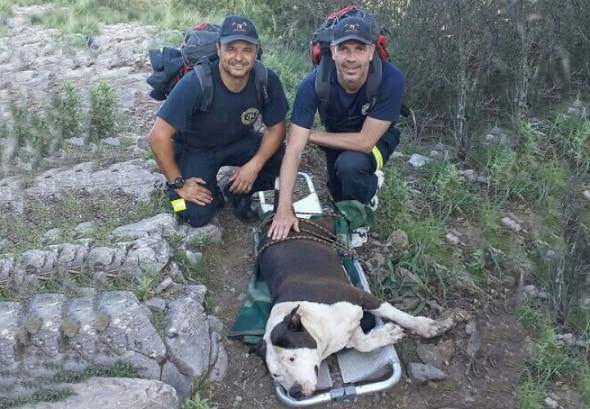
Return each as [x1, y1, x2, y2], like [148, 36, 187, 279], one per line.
[166, 176, 185, 189]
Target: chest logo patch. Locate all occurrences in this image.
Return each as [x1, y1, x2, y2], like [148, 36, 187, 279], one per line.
[241, 108, 260, 125]
[361, 103, 371, 116]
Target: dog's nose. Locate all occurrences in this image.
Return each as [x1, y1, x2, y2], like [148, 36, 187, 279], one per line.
[288, 382, 303, 399]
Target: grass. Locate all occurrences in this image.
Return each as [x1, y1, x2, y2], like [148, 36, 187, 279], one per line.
[377, 116, 590, 406]
[1, 1, 589, 407]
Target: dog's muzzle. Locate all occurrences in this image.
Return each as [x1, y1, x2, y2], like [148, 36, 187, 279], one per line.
[288, 382, 304, 399]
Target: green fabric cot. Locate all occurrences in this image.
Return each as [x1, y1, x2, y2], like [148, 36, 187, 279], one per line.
[228, 200, 373, 344]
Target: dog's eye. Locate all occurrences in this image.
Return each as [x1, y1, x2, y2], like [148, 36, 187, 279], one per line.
[315, 365, 319, 375]
[272, 373, 279, 378]
[289, 357, 295, 362]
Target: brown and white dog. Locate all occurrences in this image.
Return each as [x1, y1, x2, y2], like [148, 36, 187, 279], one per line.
[255, 218, 453, 398]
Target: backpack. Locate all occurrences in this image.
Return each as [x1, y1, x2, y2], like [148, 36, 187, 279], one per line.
[310, 6, 409, 123]
[147, 23, 269, 111]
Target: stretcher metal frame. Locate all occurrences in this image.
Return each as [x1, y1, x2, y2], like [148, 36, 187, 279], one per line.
[257, 173, 402, 407]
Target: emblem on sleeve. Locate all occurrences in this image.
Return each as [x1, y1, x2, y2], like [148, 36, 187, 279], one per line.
[361, 103, 371, 116]
[241, 108, 260, 125]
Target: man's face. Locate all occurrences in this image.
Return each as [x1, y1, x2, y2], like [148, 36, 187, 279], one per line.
[330, 40, 375, 91]
[217, 40, 257, 79]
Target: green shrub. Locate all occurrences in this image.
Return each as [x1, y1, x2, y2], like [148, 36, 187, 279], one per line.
[52, 80, 82, 139]
[88, 80, 119, 141]
[373, 167, 412, 236]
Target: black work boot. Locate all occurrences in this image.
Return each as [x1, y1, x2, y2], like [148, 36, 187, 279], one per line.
[223, 185, 258, 223]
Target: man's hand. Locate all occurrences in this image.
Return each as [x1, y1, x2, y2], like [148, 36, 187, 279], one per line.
[177, 177, 212, 205]
[228, 161, 260, 194]
[267, 209, 299, 240]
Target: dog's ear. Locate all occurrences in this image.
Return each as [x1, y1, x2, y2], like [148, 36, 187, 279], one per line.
[287, 305, 303, 331]
[270, 304, 317, 349]
[250, 339, 268, 368]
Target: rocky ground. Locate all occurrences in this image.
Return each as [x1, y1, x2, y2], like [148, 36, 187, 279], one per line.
[0, 5, 586, 409]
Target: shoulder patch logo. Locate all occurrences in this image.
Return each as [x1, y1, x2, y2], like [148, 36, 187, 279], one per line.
[361, 103, 371, 116]
[241, 108, 260, 125]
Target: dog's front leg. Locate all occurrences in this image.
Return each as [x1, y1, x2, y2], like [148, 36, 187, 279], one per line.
[369, 303, 454, 338]
[346, 322, 405, 352]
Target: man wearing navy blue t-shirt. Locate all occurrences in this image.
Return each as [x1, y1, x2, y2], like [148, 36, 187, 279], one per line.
[268, 16, 404, 246]
[148, 15, 288, 227]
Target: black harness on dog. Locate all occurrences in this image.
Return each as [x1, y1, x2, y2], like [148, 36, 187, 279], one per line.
[255, 215, 350, 259]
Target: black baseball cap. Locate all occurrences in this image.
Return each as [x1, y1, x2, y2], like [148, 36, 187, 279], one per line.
[218, 15, 259, 45]
[332, 17, 374, 45]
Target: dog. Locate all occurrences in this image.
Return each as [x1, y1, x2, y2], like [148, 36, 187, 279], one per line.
[255, 217, 454, 398]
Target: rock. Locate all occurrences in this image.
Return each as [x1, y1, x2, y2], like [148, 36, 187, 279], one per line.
[408, 154, 430, 167]
[155, 277, 174, 294]
[438, 339, 455, 364]
[458, 169, 478, 182]
[73, 221, 96, 238]
[18, 377, 179, 409]
[416, 343, 443, 368]
[164, 297, 211, 379]
[407, 363, 447, 383]
[543, 396, 559, 408]
[500, 216, 522, 232]
[465, 319, 481, 358]
[111, 213, 178, 240]
[445, 232, 461, 245]
[386, 230, 409, 258]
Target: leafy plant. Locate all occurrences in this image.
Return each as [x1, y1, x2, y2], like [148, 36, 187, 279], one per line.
[373, 167, 412, 236]
[88, 80, 119, 141]
[9, 94, 29, 151]
[180, 392, 218, 409]
[51, 80, 82, 139]
[420, 159, 475, 216]
[135, 274, 154, 301]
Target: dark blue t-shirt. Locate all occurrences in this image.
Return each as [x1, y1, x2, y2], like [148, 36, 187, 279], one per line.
[157, 61, 288, 149]
[290, 59, 404, 154]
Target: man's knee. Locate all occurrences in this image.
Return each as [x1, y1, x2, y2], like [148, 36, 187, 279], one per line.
[334, 151, 372, 177]
[175, 203, 216, 228]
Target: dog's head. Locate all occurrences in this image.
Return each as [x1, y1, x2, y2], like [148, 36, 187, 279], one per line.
[258, 305, 322, 398]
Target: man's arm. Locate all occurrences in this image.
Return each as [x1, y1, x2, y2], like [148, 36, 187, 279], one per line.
[147, 117, 212, 205]
[309, 116, 392, 152]
[147, 117, 182, 183]
[267, 123, 311, 240]
[229, 120, 286, 193]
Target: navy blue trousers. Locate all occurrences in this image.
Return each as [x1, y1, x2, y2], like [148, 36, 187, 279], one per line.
[324, 148, 379, 204]
[170, 131, 284, 227]
[323, 127, 400, 204]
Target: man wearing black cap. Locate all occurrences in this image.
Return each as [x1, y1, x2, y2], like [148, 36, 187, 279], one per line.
[268, 16, 404, 247]
[148, 15, 288, 227]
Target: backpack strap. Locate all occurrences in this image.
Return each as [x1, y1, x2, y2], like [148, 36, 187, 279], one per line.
[315, 55, 334, 125]
[315, 52, 383, 124]
[193, 58, 268, 112]
[365, 52, 382, 113]
[253, 60, 270, 108]
[193, 56, 214, 111]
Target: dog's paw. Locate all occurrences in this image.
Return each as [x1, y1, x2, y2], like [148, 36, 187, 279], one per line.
[380, 322, 405, 344]
[410, 317, 455, 338]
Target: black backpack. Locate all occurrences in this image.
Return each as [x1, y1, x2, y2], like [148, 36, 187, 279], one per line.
[147, 22, 269, 111]
[310, 6, 409, 123]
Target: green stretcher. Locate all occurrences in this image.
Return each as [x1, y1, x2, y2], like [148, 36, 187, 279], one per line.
[228, 173, 402, 407]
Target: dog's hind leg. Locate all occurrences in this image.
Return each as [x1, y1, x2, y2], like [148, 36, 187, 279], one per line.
[346, 322, 405, 352]
[369, 302, 454, 338]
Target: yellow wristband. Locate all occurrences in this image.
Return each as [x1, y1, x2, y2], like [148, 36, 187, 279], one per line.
[171, 198, 186, 212]
[371, 146, 383, 171]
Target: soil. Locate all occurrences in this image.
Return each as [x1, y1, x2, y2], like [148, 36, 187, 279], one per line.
[0, 9, 542, 409]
